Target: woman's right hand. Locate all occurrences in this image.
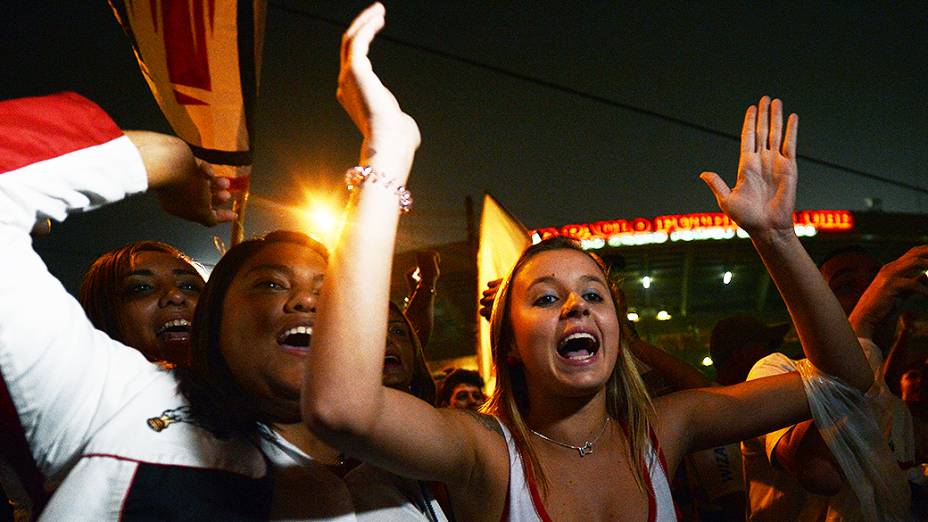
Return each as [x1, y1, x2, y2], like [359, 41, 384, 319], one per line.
[126, 130, 236, 226]
[337, 3, 420, 173]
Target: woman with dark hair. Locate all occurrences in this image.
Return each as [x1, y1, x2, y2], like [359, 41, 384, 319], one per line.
[383, 301, 437, 404]
[79, 240, 205, 367]
[0, 84, 402, 518]
[1, 240, 204, 517]
[303, 5, 899, 521]
[175, 230, 328, 438]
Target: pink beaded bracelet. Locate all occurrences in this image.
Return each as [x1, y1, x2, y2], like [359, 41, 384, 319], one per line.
[344, 166, 413, 214]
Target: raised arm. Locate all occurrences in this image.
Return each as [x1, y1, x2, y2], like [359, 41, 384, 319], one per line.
[883, 312, 917, 396]
[849, 245, 928, 342]
[403, 250, 441, 345]
[656, 97, 873, 462]
[125, 130, 237, 226]
[302, 6, 507, 502]
[0, 92, 232, 477]
[700, 97, 871, 392]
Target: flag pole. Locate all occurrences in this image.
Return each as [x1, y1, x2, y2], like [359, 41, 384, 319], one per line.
[230, 191, 248, 246]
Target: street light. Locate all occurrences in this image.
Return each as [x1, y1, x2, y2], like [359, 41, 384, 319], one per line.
[641, 276, 652, 289]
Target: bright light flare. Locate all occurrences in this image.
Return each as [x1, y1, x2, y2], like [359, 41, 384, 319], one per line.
[626, 312, 640, 322]
[301, 197, 343, 248]
[702, 356, 713, 367]
[656, 310, 671, 321]
[641, 276, 652, 289]
[308, 206, 337, 233]
[723, 270, 733, 285]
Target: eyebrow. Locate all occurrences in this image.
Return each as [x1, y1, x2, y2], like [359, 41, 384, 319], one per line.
[527, 274, 607, 289]
[125, 268, 200, 277]
[244, 264, 325, 284]
[243, 263, 294, 277]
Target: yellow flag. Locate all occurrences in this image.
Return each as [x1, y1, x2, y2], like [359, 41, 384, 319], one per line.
[477, 193, 530, 392]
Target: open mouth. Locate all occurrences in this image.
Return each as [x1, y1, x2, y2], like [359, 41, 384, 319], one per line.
[277, 325, 312, 352]
[383, 341, 404, 371]
[556, 332, 600, 361]
[156, 319, 191, 343]
[383, 354, 403, 370]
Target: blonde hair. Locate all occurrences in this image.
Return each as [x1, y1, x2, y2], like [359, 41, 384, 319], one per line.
[482, 237, 655, 493]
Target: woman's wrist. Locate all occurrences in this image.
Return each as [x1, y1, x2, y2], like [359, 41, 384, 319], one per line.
[748, 226, 797, 250]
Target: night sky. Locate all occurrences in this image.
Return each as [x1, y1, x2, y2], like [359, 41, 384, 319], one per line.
[3, 1, 925, 291]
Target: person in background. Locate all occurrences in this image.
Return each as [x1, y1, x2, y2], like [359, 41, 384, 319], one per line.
[436, 369, 486, 411]
[740, 244, 927, 520]
[1, 241, 207, 519]
[404, 251, 440, 347]
[79, 240, 205, 368]
[382, 302, 437, 404]
[710, 316, 789, 387]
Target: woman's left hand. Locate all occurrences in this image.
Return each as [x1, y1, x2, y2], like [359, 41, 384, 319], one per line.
[337, 3, 420, 171]
[700, 96, 798, 236]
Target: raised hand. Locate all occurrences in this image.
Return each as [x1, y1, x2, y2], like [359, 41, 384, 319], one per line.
[156, 161, 236, 226]
[478, 278, 502, 321]
[126, 130, 237, 226]
[337, 3, 419, 171]
[700, 96, 798, 235]
[415, 250, 441, 287]
[849, 245, 928, 339]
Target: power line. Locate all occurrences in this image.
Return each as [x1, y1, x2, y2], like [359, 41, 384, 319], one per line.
[269, 2, 928, 196]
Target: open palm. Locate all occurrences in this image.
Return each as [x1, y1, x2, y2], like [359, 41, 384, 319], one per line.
[701, 97, 798, 234]
[336, 3, 420, 165]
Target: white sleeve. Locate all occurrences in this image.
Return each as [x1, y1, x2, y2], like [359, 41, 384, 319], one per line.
[0, 134, 147, 230]
[0, 95, 155, 477]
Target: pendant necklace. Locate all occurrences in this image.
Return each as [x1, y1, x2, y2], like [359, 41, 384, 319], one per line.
[529, 417, 610, 457]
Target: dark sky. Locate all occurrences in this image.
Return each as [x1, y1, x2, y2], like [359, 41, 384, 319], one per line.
[2, 1, 925, 290]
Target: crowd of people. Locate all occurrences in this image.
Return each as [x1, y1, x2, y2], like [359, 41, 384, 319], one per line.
[1, 3, 926, 520]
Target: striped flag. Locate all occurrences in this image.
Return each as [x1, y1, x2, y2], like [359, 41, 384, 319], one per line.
[109, 0, 267, 244]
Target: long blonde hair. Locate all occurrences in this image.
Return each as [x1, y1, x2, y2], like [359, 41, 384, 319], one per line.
[482, 237, 655, 493]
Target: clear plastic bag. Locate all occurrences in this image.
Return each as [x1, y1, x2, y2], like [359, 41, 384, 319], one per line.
[795, 358, 910, 520]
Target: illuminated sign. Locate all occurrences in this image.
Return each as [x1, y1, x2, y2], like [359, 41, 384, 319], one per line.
[530, 210, 853, 249]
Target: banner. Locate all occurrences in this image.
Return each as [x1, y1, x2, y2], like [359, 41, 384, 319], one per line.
[110, 0, 267, 244]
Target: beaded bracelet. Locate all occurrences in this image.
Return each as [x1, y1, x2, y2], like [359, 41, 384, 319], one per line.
[344, 166, 413, 214]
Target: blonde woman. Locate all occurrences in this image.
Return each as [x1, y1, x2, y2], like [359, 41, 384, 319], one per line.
[304, 4, 875, 521]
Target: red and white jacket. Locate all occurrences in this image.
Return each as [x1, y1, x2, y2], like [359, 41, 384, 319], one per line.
[0, 93, 273, 520]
